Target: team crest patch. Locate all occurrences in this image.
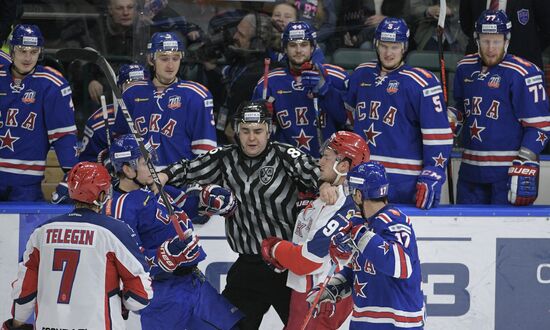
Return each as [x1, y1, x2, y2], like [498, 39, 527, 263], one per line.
[488, 75, 501, 89]
[291, 80, 305, 91]
[517, 9, 529, 26]
[386, 80, 399, 94]
[167, 95, 181, 110]
[22, 89, 36, 104]
[259, 166, 275, 185]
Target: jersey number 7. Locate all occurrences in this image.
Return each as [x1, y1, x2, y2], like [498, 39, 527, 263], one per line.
[52, 249, 81, 304]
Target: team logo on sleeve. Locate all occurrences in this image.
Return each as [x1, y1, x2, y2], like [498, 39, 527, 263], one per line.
[22, 89, 36, 104]
[259, 166, 275, 185]
[517, 9, 529, 25]
[386, 80, 399, 94]
[167, 95, 181, 110]
[488, 75, 501, 89]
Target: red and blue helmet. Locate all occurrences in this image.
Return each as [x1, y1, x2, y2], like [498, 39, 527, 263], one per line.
[147, 32, 185, 57]
[10, 24, 44, 48]
[374, 17, 410, 49]
[347, 161, 389, 200]
[474, 10, 512, 40]
[282, 21, 317, 48]
[117, 64, 150, 86]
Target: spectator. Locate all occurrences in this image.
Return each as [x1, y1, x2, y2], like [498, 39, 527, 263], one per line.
[294, 0, 336, 45]
[345, 17, 452, 209]
[410, 0, 467, 52]
[2, 162, 153, 329]
[452, 10, 550, 205]
[202, 12, 274, 143]
[339, 0, 409, 49]
[0, 24, 78, 201]
[252, 21, 348, 158]
[459, 0, 550, 69]
[0, 0, 22, 47]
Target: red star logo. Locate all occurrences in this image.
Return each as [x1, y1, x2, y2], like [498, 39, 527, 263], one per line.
[432, 152, 447, 168]
[469, 119, 485, 142]
[292, 129, 313, 151]
[145, 256, 157, 268]
[363, 123, 381, 147]
[354, 277, 368, 298]
[0, 129, 20, 151]
[536, 132, 548, 146]
[378, 241, 390, 255]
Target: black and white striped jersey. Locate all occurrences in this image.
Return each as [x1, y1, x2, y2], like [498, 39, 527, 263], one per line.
[163, 142, 320, 255]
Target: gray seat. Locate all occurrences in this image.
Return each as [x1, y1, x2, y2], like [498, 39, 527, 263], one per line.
[331, 48, 377, 72]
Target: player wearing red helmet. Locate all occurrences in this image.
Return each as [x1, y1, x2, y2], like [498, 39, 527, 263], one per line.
[261, 131, 369, 330]
[3, 161, 152, 330]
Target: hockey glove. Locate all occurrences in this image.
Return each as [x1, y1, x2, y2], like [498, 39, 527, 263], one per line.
[447, 106, 463, 137]
[508, 159, 539, 206]
[305, 273, 351, 318]
[329, 225, 374, 267]
[1, 319, 33, 330]
[415, 167, 444, 209]
[200, 184, 237, 217]
[51, 173, 72, 204]
[300, 62, 330, 96]
[157, 229, 201, 272]
[261, 237, 287, 273]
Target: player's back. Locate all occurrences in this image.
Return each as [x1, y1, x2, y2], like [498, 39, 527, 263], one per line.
[28, 208, 150, 329]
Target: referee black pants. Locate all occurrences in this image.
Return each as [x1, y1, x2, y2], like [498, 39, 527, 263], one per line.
[222, 254, 291, 330]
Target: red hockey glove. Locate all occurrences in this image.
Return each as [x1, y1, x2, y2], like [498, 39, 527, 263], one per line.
[261, 237, 287, 273]
[508, 159, 539, 206]
[157, 229, 201, 272]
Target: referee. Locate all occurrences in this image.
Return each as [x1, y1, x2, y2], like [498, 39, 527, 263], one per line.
[159, 100, 322, 329]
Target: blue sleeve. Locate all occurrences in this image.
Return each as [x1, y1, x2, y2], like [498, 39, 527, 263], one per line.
[319, 65, 349, 127]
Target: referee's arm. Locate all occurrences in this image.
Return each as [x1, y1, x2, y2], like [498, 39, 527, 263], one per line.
[161, 146, 225, 187]
[278, 144, 321, 191]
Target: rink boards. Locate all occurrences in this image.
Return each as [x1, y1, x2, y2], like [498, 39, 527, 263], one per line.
[0, 204, 549, 330]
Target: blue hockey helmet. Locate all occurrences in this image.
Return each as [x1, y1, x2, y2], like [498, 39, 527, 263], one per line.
[347, 161, 389, 201]
[110, 134, 144, 173]
[374, 17, 410, 49]
[9, 24, 44, 54]
[474, 10, 512, 40]
[282, 21, 317, 48]
[147, 32, 185, 58]
[117, 64, 150, 86]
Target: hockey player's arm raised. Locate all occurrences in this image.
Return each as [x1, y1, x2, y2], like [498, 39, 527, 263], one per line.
[160, 146, 227, 187]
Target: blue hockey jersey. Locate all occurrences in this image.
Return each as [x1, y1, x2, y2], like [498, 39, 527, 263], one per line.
[79, 104, 115, 162]
[113, 79, 217, 168]
[454, 54, 550, 183]
[0, 50, 11, 68]
[0, 65, 78, 185]
[104, 184, 204, 278]
[252, 64, 348, 158]
[342, 205, 424, 329]
[346, 62, 452, 201]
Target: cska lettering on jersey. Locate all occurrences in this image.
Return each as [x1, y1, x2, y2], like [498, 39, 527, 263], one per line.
[0, 65, 78, 184]
[346, 62, 452, 180]
[45, 228, 95, 246]
[454, 54, 550, 182]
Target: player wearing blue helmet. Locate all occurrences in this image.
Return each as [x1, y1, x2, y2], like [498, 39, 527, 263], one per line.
[453, 10, 550, 205]
[105, 134, 242, 330]
[309, 161, 425, 329]
[346, 17, 452, 209]
[252, 21, 348, 158]
[113, 32, 217, 168]
[0, 24, 78, 201]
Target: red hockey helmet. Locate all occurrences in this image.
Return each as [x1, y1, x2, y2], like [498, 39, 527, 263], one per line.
[323, 131, 370, 168]
[68, 162, 111, 204]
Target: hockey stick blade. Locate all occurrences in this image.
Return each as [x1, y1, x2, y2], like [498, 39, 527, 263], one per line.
[56, 47, 100, 63]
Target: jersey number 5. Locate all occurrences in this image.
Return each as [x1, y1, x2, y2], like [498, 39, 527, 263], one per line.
[52, 249, 81, 304]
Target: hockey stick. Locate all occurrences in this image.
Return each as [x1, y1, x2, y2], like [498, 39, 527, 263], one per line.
[57, 47, 186, 239]
[100, 95, 112, 147]
[437, 0, 455, 204]
[262, 57, 270, 101]
[312, 63, 326, 150]
[300, 262, 338, 330]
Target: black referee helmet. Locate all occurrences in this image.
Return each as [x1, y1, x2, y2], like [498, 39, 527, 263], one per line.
[233, 100, 273, 133]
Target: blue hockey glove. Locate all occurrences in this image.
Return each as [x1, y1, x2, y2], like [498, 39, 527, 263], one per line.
[200, 184, 237, 217]
[157, 229, 200, 272]
[508, 159, 539, 206]
[415, 167, 444, 209]
[447, 106, 463, 137]
[300, 62, 330, 96]
[51, 174, 72, 204]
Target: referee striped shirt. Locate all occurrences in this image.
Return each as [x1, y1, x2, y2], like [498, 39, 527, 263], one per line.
[163, 142, 320, 255]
